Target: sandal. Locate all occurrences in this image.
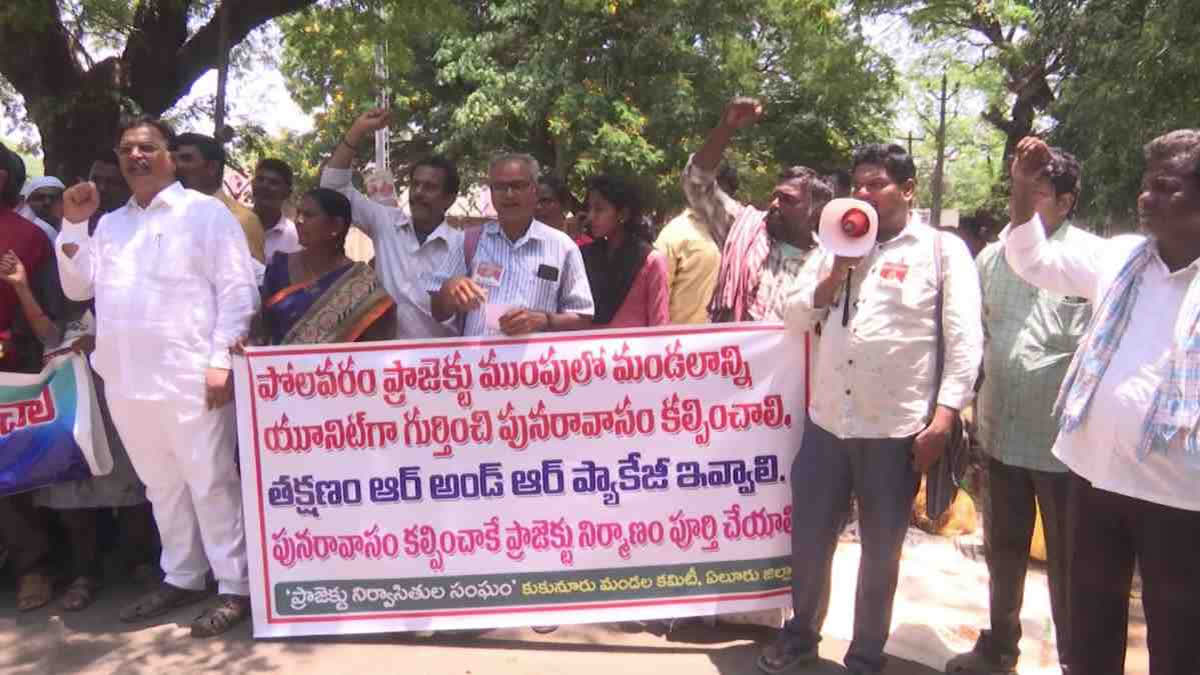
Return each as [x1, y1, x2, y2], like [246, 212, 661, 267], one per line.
[756, 633, 818, 674]
[16, 572, 53, 612]
[119, 582, 209, 622]
[60, 576, 101, 612]
[190, 594, 251, 638]
[944, 648, 1017, 674]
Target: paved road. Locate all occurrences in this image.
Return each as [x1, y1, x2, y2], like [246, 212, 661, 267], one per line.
[0, 532, 1150, 674]
[0, 582, 941, 675]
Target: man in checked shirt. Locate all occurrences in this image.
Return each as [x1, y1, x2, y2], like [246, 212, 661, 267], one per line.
[947, 148, 1099, 675]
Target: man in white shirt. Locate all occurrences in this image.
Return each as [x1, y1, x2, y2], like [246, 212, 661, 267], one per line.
[251, 158, 303, 261]
[321, 108, 462, 338]
[57, 116, 259, 638]
[1004, 132, 1200, 675]
[770, 144, 983, 675]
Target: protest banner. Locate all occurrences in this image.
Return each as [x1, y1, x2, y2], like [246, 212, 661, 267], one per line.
[0, 354, 112, 497]
[235, 324, 809, 638]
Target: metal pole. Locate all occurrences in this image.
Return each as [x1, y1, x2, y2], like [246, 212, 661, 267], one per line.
[374, 42, 388, 171]
[214, 1, 231, 139]
[930, 71, 949, 227]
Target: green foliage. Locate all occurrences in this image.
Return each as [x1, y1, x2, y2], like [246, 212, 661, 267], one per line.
[1049, 0, 1200, 225]
[232, 124, 325, 193]
[278, 0, 899, 216]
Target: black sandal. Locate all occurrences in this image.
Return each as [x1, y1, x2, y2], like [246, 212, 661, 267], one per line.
[756, 634, 818, 674]
[119, 582, 208, 622]
[190, 594, 251, 637]
[60, 576, 101, 612]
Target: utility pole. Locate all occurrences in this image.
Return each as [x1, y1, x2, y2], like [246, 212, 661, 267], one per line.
[213, 1, 231, 140]
[374, 41, 389, 172]
[929, 70, 958, 228]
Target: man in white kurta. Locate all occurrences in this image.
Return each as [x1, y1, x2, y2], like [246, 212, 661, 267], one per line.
[56, 117, 259, 637]
[1003, 133, 1200, 675]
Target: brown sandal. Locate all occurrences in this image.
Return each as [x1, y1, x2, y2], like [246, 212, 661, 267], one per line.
[16, 572, 53, 612]
[190, 594, 251, 637]
[119, 582, 208, 622]
[60, 576, 100, 612]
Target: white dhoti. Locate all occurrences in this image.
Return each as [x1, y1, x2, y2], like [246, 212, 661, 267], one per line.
[106, 396, 248, 596]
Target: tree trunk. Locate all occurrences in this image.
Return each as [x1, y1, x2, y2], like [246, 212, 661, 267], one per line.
[29, 61, 125, 182]
[1, 0, 320, 182]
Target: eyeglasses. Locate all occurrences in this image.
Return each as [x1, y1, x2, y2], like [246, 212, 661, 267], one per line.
[489, 180, 533, 195]
[114, 143, 167, 158]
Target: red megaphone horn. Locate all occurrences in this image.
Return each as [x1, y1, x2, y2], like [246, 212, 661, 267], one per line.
[841, 208, 871, 238]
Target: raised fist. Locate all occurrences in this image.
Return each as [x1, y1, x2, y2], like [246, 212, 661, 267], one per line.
[721, 97, 764, 131]
[1011, 136, 1053, 186]
[348, 108, 392, 143]
[62, 181, 100, 224]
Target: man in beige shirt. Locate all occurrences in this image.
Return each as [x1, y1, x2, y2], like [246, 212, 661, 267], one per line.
[171, 132, 266, 264]
[654, 164, 737, 324]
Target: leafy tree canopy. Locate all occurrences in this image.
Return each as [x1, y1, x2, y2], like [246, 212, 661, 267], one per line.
[279, 0, 899, 215]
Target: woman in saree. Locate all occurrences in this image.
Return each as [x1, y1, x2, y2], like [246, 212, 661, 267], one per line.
[256, 188, 394, 345]
[579, 175, 668, 328]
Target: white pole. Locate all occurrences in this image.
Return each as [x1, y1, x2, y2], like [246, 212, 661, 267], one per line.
[374, 41, 389, 172]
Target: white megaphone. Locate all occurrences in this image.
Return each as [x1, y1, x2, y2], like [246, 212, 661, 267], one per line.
[818, 198, 878, 258]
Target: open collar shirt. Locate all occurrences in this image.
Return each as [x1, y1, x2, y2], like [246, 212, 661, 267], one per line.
[783, 219, 983, 439]
[55, 182, 258, 403]
[321, 167, 461, 339]
[263, 215, 303, 261]
[1005, 214, 1200, 511]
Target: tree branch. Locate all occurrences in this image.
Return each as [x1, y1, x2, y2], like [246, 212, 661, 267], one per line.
[127, 0, 318, 115]
[0, 0, 82, 102]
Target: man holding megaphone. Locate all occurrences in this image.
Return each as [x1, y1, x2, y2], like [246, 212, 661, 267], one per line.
[762, 144, 983, 675]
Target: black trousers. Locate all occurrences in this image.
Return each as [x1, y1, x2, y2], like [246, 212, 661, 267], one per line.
[978, 458, 1072, 665]
[1068, 473, 1200, 675]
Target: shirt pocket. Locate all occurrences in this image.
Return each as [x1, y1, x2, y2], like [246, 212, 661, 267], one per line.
[149, 232, 203, 283]
[1041, 293, 1092, 353]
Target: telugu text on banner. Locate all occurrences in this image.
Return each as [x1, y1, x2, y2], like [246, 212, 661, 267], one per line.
[235, 324, 808, 638]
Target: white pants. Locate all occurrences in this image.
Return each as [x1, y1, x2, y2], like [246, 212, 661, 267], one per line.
[107, 396, 249, 596]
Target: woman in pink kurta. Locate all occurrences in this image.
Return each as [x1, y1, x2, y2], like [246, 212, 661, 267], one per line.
[579, 175, 669, 328]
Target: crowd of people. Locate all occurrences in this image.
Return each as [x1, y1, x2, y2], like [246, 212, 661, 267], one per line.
[0, 96, 1196, 675]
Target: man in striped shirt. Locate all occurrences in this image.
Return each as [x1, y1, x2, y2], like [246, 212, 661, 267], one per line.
[429, 153, 594, 337]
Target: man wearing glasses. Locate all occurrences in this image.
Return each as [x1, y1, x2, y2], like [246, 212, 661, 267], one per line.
[321, 108, 465, 338]
[429, 152, 594, 337]
[55, 116, 258, 637]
